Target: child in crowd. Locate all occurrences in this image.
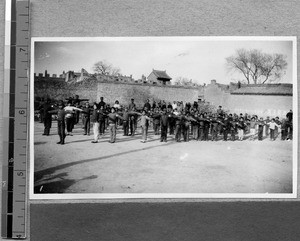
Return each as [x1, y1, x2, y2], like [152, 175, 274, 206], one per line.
[138, 110, 152, 143]
[182, 112, 196, 142]
[152, 108, 161, 135]
[210, 114, 220, 141]
[230, 116, 237, 141]
[168, 109, 175, 135]
[274, 117, 281, 139]
[257, 117, 265, 141]
[174, 111, 183, 142]
[280, 118, 287, 140]
[197, 114, 205, 141]
[107, 107, 124, 143]
[248, 117, 257, 141]
[98, 105, 107, 135]
[203, 113, 210, 141]
[64, 101, 83, 136]
[119, 107, 141, 136]
[236, 117, 246, 141]
[91, 103, 100, 143]
[191, 111, 199, 140]
[221, 115, 231, 141]
[120, 107, 130, 136]
[129, 107, 139, 136]
[268, 118, 280, 141]
[264, 116, 271, 137]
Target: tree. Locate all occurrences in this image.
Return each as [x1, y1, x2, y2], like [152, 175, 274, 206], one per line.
[93, 60, 121, 76]
[226, 49, 287, 84]
[173, 76, 194, 85]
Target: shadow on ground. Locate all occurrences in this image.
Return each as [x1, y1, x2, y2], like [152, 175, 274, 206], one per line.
[34, 174, 98, 193]
[34, 141, 176, 185]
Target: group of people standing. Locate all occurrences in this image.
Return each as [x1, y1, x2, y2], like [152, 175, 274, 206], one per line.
[38, 96, 293, 145]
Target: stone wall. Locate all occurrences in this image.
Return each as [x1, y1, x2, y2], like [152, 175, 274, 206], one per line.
[34, 78, 293, 118]
[34, 79, 99, 102]
[228, 95, 292, 118]
[97, 81, 200, 108]
[34, 79, 201, 107]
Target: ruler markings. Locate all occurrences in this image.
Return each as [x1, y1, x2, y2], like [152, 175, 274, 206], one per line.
[2, 0, 29, 238]
[2, 2, 11, 229]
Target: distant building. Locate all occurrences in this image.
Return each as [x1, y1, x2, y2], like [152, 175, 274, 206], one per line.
[65, 68, 90, 82]
[34, 70, 65, 82]
[147, 69, 172, 85]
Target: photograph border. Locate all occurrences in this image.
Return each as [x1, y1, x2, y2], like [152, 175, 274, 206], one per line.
[29, 36, 298, 200]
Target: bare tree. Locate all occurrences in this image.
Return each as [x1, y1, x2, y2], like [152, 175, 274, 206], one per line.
[226, 49, 287, 84]
[93, 60, 121, 76]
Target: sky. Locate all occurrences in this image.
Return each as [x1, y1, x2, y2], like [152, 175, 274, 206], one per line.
[34, 37, 294, 85]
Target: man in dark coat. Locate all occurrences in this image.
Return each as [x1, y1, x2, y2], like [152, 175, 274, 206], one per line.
[42, 98, 53, 136]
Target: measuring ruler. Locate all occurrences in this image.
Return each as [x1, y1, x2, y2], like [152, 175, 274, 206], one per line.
[2, 0, 29, 238]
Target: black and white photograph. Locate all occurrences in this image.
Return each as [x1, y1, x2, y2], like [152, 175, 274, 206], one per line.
[30, 37, 297, 199]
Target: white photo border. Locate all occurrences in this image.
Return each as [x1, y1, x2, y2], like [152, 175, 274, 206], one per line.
[29, 36, 298, 200]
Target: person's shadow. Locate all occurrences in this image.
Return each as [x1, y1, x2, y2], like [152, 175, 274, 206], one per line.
[34, 173, 98, 193]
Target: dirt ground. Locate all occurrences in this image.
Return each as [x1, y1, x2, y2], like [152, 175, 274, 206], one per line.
[33, 121, 293, 194]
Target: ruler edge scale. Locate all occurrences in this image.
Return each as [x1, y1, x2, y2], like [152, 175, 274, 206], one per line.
[2, 0, 30, 239]
[2, 0, 12, 237]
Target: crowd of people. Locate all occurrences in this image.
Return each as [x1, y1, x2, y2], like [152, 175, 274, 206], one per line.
[37, 96, 293, 145]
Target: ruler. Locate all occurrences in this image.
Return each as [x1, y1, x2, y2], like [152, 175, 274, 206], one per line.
[2, 0, 29, 239]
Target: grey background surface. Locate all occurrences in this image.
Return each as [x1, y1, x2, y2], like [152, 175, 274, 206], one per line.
[0, 0, 300, 240]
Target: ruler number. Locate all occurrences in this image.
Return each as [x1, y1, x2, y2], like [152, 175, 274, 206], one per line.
[17, 172, 24, 176]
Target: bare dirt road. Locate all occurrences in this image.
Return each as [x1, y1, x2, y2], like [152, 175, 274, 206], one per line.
[33, 122, 293, 195]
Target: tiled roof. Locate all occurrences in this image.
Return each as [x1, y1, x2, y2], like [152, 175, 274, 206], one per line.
[230, 84, 293, 96]
[152, 69, 172, 80]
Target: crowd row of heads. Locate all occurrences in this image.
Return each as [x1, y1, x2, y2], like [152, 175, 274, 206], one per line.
[58, 97, 292, 122]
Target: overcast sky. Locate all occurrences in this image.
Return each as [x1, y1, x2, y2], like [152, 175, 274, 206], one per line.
[34, 37, 294, 85]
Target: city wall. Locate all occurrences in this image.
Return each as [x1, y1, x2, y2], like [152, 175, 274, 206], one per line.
[34, 79, 99, 102]
[34, 79, 293, 118]
[34, 79, 201, 107]
[96, 81, 200, 107]
[228, 95, 292, 118]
